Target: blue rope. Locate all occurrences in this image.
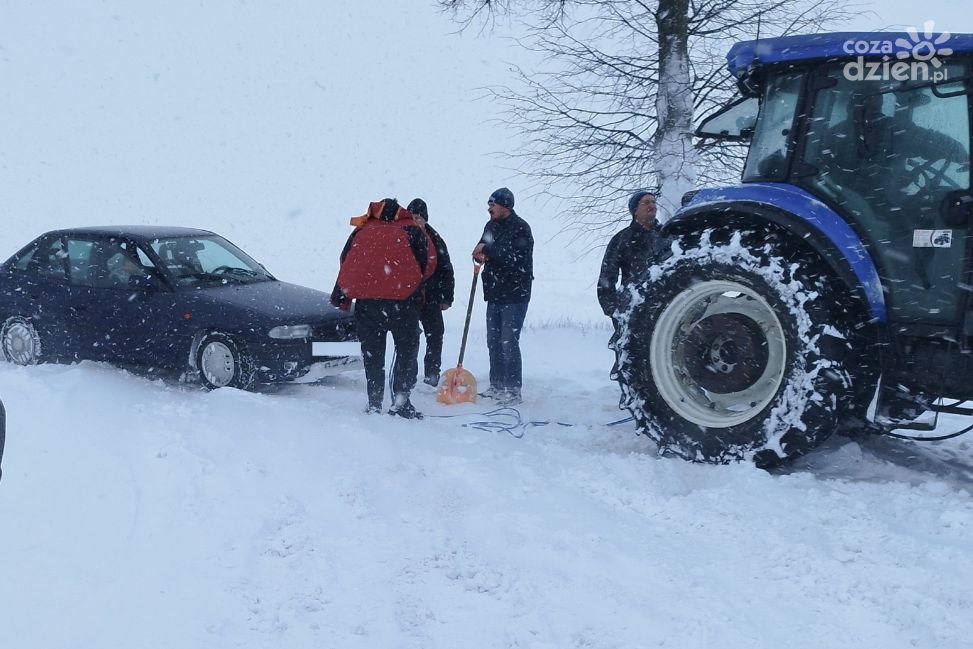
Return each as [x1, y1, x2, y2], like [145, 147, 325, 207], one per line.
[426, 406, 574, 439]
[427, 408, 636, 438]
[607, 416, 635, 426]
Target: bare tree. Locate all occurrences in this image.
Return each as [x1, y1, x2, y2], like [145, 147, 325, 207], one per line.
[438, 0, 865, 239]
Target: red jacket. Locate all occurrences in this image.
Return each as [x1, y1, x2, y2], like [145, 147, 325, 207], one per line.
[331, 201, 436, 309]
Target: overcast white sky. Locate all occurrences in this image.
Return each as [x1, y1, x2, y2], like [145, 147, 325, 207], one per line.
[1, 1, 972, 325]
[854, 2, 973, 31]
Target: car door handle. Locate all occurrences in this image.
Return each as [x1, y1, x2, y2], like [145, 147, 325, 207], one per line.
[69, 304, 88, 312]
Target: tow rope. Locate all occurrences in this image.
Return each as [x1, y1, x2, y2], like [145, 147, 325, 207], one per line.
[427, 407, 575, 439]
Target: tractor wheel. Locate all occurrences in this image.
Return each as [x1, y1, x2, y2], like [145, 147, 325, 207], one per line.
[611, 230, 856, 467]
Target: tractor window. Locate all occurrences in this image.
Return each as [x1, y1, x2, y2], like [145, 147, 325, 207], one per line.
[743, 71, 804, 181]
[800, 61, 971, 323]
[697, 96, 758, 140]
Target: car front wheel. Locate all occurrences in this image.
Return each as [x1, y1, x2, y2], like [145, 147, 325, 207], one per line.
[1, 316, 42, 365]
[195, 332, 255, 390]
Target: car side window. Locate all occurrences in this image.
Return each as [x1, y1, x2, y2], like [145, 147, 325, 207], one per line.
[68, 238, 154, 289]
[13, 237, 68, 281]
[66, 239, 98, 286]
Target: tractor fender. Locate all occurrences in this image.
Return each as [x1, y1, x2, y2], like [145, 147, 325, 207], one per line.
[665, 182, 886, 322]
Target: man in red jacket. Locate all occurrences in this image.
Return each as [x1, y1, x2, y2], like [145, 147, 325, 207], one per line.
[331, 198, 436, 418]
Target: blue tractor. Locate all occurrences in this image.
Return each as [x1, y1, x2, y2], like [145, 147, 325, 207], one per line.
[613, 31, 973, 466]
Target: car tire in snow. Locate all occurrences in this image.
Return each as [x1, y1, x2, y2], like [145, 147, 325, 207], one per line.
[1, 316, 42, 365]
[195, 332, 255, 390]
[611, 230, 857, 467]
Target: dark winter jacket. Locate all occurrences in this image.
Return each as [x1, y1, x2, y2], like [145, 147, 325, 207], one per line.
[598, 221, 673, 316]
[479, 211, 534, 304]
[330, 202, 436, 310]
[422, 223, 454, 306]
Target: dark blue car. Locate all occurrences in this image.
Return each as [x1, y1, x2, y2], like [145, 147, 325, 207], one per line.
[0, 226, 359, 389]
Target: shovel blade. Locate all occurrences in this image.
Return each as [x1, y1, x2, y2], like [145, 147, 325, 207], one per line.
[436, 366, 478, 404]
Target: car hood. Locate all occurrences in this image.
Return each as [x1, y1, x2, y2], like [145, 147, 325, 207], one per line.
[186, 280, 348, 324]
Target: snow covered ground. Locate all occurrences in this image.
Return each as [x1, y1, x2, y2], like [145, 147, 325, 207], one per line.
[3, 2, 973, 647]
[2, 326, 973, 648]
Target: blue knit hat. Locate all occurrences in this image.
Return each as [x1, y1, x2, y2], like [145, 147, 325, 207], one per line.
[489, 187, 515, 209]
[628, 190, 657, 217]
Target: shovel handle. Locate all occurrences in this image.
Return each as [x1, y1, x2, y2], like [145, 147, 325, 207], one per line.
[457, 263, 481, 367]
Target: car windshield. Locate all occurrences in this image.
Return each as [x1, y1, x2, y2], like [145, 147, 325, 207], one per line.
[149, 235, 274, 287]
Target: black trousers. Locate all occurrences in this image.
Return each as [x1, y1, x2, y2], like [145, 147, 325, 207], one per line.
[418, 301, 445, 379]
[354, 299, 420, 408]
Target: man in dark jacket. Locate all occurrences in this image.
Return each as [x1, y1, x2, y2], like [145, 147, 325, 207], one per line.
[331, 198, 436, 419]
[407, 198, 455, 387]
[598, 191, 672, 323]
[472, 187, 533, 405]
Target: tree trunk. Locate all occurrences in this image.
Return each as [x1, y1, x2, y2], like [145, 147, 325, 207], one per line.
[654, 0, 697, 221]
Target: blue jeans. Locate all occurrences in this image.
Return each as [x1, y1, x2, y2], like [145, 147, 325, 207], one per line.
[486, 301, 529, 393]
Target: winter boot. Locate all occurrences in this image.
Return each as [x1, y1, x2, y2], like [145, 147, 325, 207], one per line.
[388, 401, 423, 420]
[478, 385, 501, 400]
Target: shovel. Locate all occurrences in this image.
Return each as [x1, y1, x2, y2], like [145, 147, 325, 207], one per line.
[437, 263, 482, 405]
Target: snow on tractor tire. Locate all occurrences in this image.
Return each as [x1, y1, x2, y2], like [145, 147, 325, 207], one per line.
[611, 230, 858, 467]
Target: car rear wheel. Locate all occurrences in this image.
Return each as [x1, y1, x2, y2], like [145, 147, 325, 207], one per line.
[195, 332, 255, 390]
[1, 316, 42, 365]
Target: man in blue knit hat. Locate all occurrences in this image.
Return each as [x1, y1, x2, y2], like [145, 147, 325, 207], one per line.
[472, 187, 534, 405]
[598, 190, 672, 322]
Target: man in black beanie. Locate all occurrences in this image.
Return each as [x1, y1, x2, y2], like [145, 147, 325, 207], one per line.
[598, 190, 672, 322]
[407, 198, 455, 386]
[472, 187, 534, 405]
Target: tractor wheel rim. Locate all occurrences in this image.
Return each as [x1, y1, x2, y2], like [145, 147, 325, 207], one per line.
[3, 321, 38, 365]
[201, 341, 235, 387]
[650, 279, 787, 429]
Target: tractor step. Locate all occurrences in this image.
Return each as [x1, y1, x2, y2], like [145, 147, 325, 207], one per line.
[873, 415, 937, 432]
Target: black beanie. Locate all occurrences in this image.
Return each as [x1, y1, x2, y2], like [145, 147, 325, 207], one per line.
[628, 190, 654, 217]
[407, 198, 428, 221]
[379, 198, 399, 222]
[489, 187, 515, 209]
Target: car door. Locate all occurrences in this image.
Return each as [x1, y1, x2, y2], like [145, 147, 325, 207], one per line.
[109, 243, 189, 370]
[61, 236, 170, 366]
[6, 235, 81, 360]
[61, 236, 115, 361]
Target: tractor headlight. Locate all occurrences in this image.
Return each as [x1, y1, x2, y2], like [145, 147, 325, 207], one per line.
[269, 324, 312, 339]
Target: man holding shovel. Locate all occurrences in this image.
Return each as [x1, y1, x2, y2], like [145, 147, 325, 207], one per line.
[472, 187, 534, 406]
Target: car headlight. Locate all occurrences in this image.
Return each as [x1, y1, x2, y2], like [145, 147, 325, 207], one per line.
[269, 324, 312, 339]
